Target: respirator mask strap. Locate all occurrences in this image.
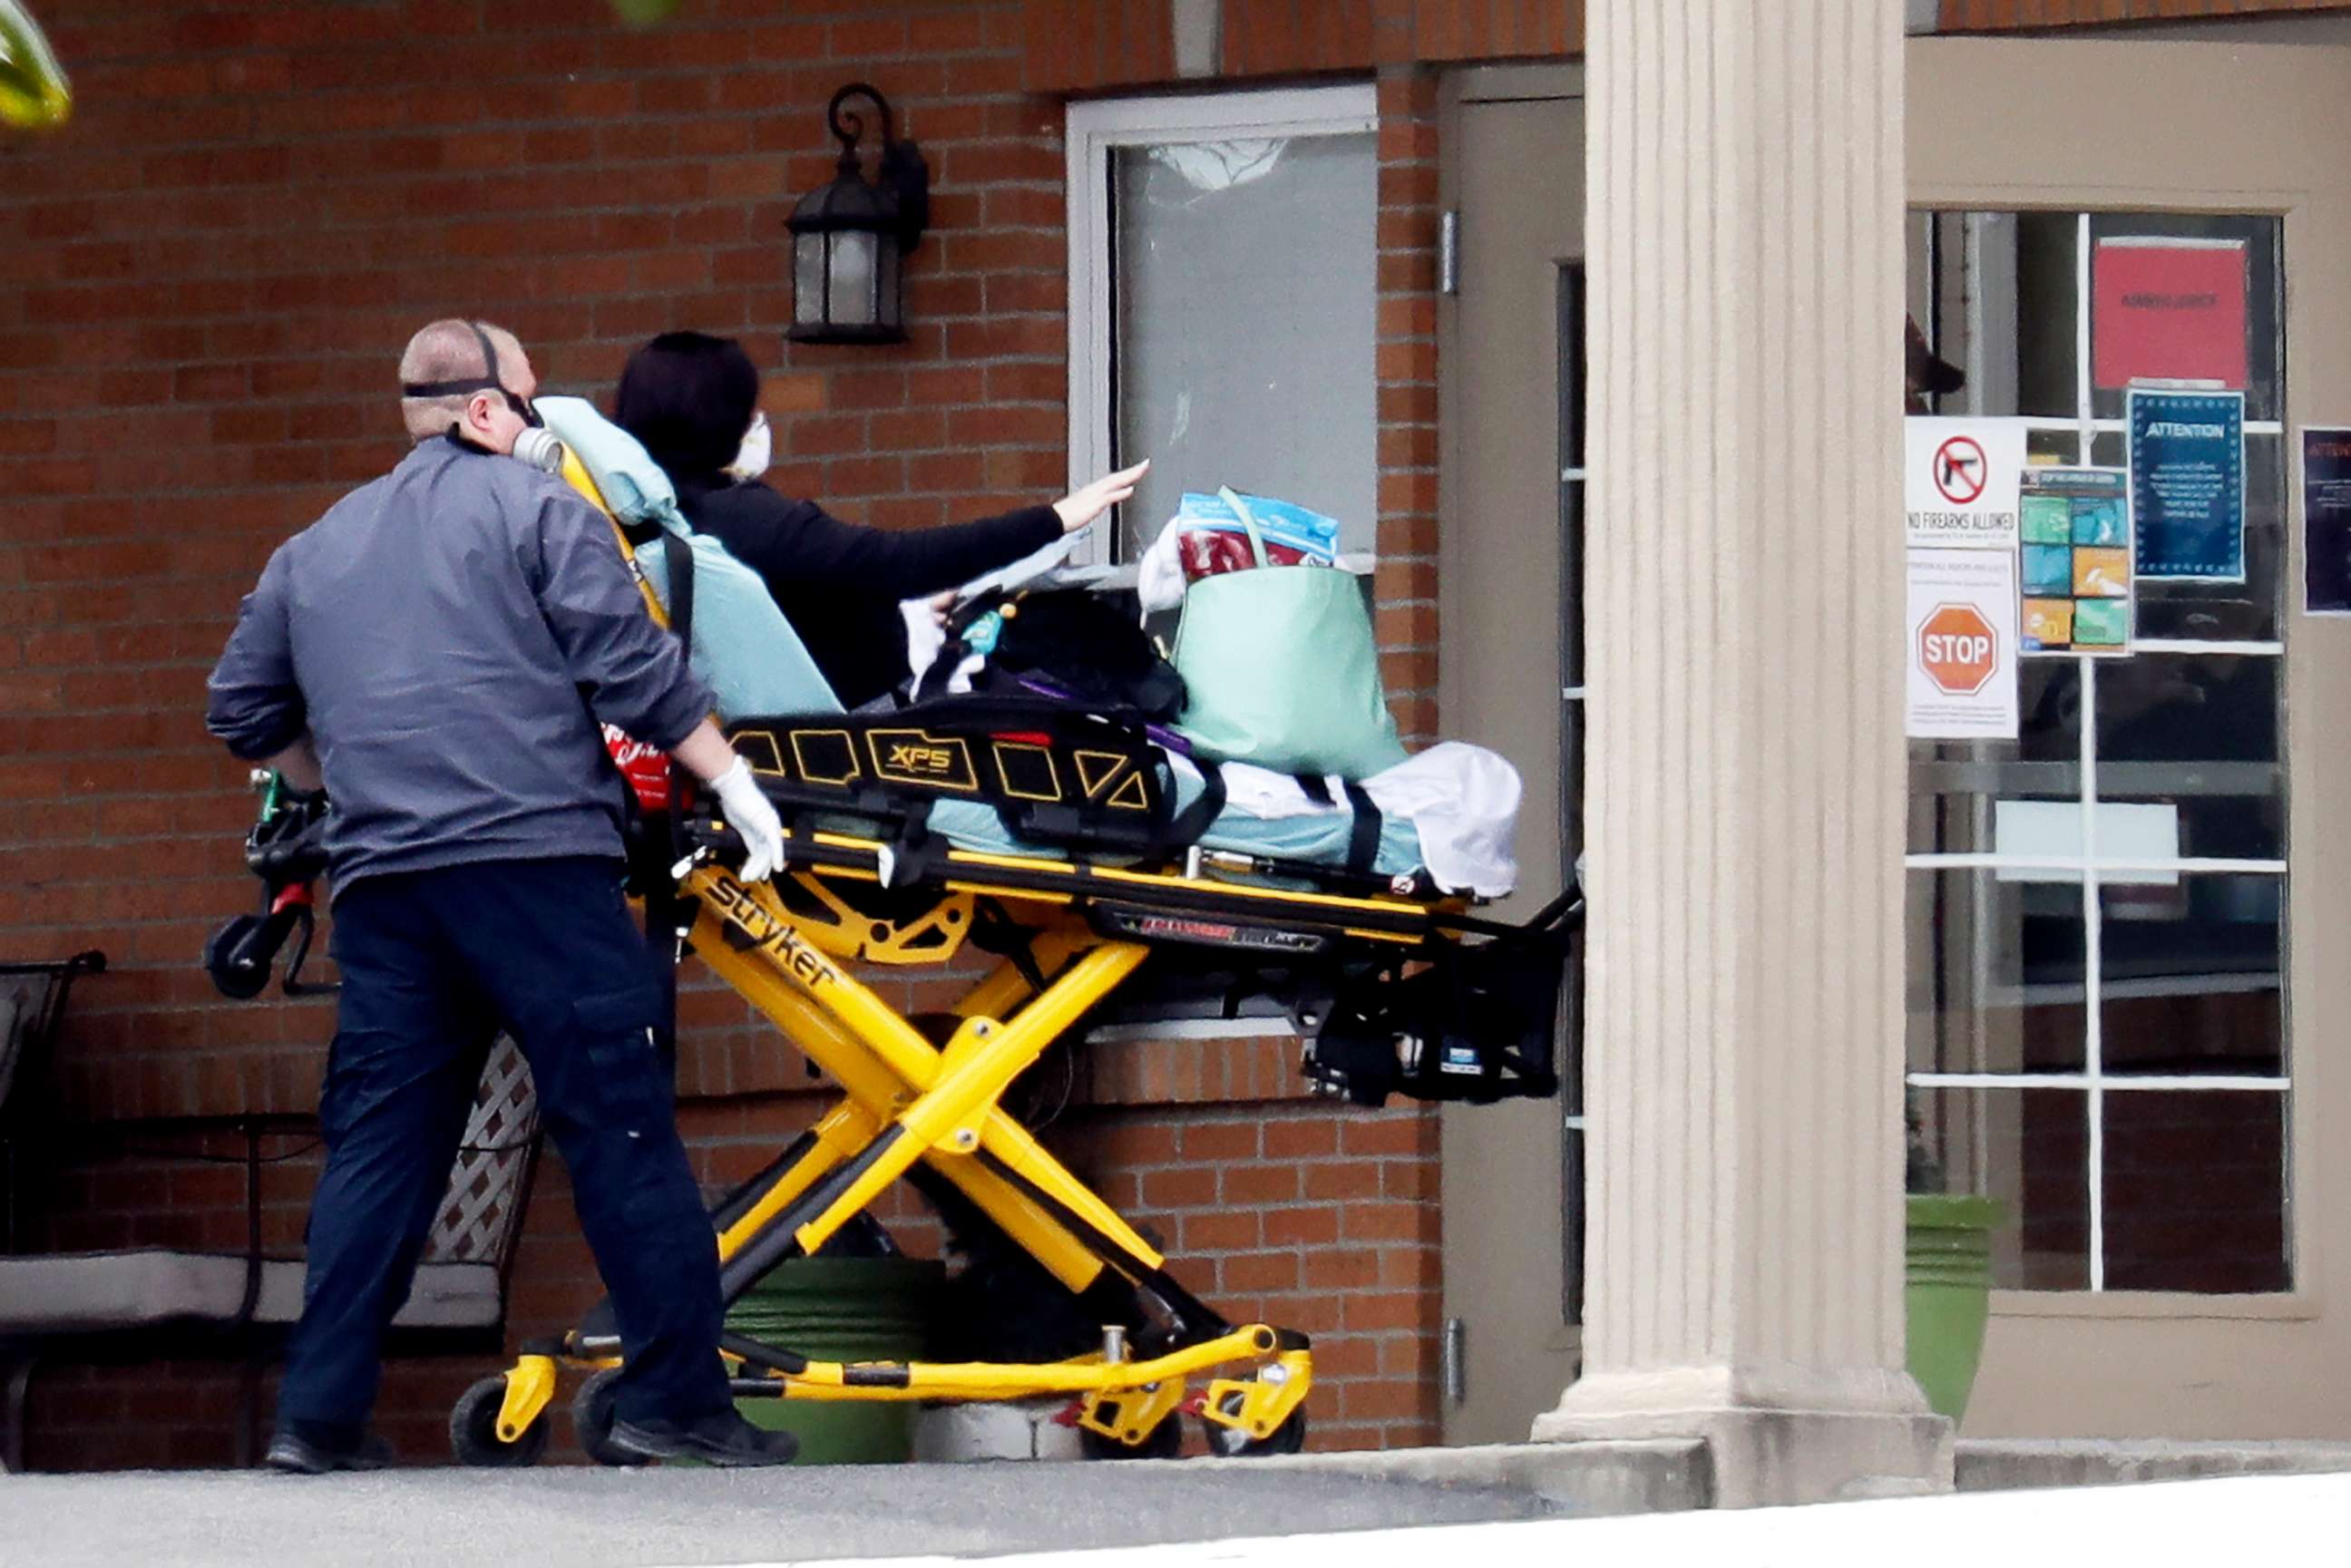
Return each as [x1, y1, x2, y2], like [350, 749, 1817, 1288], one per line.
[402, 323, 560, 472]
[401, 322, 540, 426]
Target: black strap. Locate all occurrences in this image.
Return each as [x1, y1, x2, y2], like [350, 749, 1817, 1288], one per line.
[660, 527, 697, 655]
[1291, 773, 1380, 872]
[400, 321, 505, 398]
[1161, 761, 1228, 851]
[1340, 779, 1383, 875]
[651, 525, 699, 1063]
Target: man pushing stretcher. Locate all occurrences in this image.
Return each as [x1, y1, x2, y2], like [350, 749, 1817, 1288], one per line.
[204, 319, 800, 1472]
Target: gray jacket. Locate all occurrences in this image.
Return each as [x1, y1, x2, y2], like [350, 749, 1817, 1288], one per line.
[206, 434, 713, 891]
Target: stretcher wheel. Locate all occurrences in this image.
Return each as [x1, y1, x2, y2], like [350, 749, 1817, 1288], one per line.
[1078, 1414, 1183, 1461]
[450, 1373, 550, 1467]
[571, 1368, 649, 1467]
[1200, 1389, 1308, 1458]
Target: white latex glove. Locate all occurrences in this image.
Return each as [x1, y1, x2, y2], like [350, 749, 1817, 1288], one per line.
[708, 757, 785, 882]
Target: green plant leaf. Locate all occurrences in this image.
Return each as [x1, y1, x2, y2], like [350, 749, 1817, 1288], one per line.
[0, 0, 70, 131]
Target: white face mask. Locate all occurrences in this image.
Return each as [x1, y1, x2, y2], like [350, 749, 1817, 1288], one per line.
[724, 413, 771, 482]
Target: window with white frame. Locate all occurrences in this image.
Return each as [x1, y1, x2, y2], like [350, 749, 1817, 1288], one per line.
[1906, 209, 2289, 1295]
[1066, 86, 1378, 564]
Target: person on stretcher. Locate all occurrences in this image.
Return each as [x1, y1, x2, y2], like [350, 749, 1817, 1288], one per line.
[555, 358, 1525, 901]
[614, 330, 1146, 710]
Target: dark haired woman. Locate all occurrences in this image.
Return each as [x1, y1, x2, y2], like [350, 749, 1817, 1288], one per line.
[616, 330, 1145, 709]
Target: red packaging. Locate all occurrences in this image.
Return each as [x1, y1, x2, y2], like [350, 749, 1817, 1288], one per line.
[1177, 528, 1313, 583]
[603, 723, 671, 813]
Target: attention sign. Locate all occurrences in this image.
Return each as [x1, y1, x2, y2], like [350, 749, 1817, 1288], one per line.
[2130, 388, 2245, 583]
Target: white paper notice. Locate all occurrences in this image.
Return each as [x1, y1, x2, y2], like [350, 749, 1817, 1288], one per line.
[1906, 548, 2020, 740]
[1906, 416, 2029, 550]
[1993, 799, 2181, 886]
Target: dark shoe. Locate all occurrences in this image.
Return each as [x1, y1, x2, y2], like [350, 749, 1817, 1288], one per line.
[263, 1429, 395, 1475]
[607, 1411, 799, 1467]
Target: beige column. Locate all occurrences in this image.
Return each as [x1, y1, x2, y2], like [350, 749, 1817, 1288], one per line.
[1531, 0, 1950, 1505]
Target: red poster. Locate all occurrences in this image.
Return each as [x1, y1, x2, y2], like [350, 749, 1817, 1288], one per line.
[2092, 239, 2248, 391]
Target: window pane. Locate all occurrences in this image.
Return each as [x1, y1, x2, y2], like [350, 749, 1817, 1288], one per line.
[2103, 1089, 2289, 1292]
[2100, 874, 2284, 1078]
[1912, 1085, 2090, 1290]
[2024, 427, 2082, 467]
[1907, 869, 2086, 1075]
[1112, 134, 1377, 560]
[1913, 210, 2080, 420]
[1907, 660, 2081, 857]
[2092, 653, 2282, 862]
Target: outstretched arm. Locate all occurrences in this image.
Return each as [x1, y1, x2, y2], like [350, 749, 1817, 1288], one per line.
[733, 460, 1149, 600]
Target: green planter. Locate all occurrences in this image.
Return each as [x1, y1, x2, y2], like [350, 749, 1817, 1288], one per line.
[1904, 1193, 2005, 1424]
[727, 1256, 943, 1465]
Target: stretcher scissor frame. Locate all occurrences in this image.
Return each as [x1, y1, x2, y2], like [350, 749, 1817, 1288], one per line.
[464, 824, 1475, 1464]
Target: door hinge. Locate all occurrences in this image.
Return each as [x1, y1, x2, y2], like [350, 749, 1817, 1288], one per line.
[1441, 1315, 1468, 1404]
[1438, 209, 1460, 297]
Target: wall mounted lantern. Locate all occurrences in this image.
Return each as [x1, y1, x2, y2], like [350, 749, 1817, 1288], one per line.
[787, 83, 930, 346]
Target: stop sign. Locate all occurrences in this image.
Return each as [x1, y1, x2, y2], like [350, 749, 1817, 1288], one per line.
[1918, 603, 1999, 696]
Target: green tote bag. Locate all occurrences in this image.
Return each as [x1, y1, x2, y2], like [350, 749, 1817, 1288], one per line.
[1170, 488, 1408, 779]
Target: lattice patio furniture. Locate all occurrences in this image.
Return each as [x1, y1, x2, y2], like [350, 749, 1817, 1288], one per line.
[0, 1034, 541, 1472]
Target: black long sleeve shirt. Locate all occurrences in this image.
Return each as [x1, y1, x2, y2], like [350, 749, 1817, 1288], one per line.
[673, 475, 1062, 709]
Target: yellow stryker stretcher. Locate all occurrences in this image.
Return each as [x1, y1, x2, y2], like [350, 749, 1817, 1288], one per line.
[204, 430, 1579, 1466]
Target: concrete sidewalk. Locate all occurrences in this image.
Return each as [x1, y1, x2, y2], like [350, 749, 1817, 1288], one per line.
[15, 1445, 2351, 1568]
[3, 1461, 1561, 1568]
[684, 1471, 2351, 1568]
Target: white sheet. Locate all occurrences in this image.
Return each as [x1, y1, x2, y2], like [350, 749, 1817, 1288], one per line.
[1207, 742, 1521, 898]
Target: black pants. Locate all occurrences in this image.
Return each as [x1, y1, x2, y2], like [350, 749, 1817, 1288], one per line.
[276, 856, 730, 1442]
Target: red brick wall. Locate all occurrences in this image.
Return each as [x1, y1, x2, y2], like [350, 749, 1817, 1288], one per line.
[1374, 68, 1441, 742]
[0, 0, 1466, 1469]
[1020, 0, 1578, 89]
[1019, 0, 1177, 92]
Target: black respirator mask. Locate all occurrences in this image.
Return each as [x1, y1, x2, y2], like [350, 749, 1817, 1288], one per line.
[401, 321, 563, 474]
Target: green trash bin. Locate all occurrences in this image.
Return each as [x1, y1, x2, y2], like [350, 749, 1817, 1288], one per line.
[728, 1255, 944, 1465]
[1904, 1193, 2005, 1424]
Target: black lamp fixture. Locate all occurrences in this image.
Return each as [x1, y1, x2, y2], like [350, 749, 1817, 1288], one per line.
[787, 83, 930, 346]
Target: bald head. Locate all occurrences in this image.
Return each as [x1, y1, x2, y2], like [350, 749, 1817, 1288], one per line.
[398, 318, 534, 443]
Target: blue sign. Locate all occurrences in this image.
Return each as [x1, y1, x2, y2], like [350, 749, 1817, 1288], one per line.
[2305, 426, 2351, 616]
[2129, 389, 2245, 582]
